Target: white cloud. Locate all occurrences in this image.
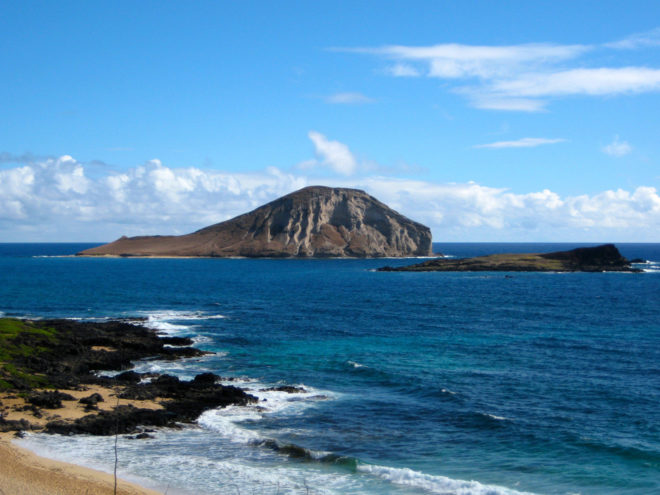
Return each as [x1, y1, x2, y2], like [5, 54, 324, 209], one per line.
[603, 136, 632, 157]
[344, 33, 660, 111]
[490, 67, 660, 97]
[475, 137, 566, 149]
[386, 63, 422, 77]
[325, 92, 374, 104]
[360, 43, 588, 79]
[468, 96, 547, 112]
[605, 28, 660, 50]
[2, 153, 660, 242]
[305, 131, 358, 176]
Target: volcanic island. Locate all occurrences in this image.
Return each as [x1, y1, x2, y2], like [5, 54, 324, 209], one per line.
[77, 186, 433, 258]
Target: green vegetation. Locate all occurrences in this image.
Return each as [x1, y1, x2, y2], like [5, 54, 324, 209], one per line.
[0, 318, 58, 390]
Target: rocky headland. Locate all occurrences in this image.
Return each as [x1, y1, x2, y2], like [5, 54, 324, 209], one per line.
[77, 186, 432, 258]
[0, 318, 257, 437]
[378, 244, 641, 272]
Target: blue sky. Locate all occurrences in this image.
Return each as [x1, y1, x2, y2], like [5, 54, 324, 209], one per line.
[1, 1, 660, 241]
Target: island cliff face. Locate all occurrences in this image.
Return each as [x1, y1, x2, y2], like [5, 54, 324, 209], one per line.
[78, 186, 433, 258]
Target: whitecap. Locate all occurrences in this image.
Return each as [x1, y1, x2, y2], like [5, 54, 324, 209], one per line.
[641, 261, 660, 273]
[347, 360, 367, 369]
[139, 309, 229, 335]
[141, 310, 226, 321]
[358, 463, 539, 495]
[145, 318, 192, 334]
[482, 413, 509, 421]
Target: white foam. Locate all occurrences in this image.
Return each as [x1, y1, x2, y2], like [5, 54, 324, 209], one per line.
[219, 376, 258, 386]
[142, 310, 226, 321]
[249, 383, 336, 416]
[642, 261, 660, 273]
[139, 309, 228, 336]
[128, 352, 218, 378]
[348, 360, 367, 369]
[145, 318, 192, 334]
[358, 464, 539, 495]
[483, 413, 509, 421]
[199, 382, 336, 444]
[198, 405, 263, 443]
[15, 433, 170, 493]
[192, 334, 213, 345]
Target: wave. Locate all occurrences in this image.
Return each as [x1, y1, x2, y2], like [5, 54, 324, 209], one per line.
[480, 413, 510, 422]
[254, 438, 359, 469]
[347, 360, 367, 369]
[358, 464, 539, 495]
[197, 384, 531, 494]
[199, 381, 337, 444]
[631, 259, 660, 272]
[31, 255, 73, 258]
[138, 309, 226, 335]
[141, 309, 226, 320]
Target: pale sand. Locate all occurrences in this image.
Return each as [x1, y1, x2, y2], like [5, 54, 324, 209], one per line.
[0, 435, 163, 495]
[0, 385, 163, 428]
[0, 385, 165, 494]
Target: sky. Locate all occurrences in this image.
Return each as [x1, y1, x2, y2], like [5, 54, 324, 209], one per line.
[1, 1, 660, 242]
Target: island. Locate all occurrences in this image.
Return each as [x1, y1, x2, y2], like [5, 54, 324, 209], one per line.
[77, 186, 432, 258]
[378, 244, 641, 272]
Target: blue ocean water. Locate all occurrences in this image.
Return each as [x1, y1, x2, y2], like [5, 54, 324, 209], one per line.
[1, 243, 659, 495]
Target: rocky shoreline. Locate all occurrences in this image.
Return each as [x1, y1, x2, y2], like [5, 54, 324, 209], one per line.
[0, 318, 256, 437]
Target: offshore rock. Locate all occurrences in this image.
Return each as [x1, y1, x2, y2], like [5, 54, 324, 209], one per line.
[77, 186, 432, 258]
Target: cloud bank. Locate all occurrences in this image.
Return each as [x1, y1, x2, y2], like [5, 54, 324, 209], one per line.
[2, 152, 659, 242]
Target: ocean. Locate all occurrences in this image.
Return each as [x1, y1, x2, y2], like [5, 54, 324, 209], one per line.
[1, 242, 658, 495]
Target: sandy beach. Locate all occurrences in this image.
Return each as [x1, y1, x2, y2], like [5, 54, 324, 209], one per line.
[0, 433, 162, 495]
[0, 385, 163, 495]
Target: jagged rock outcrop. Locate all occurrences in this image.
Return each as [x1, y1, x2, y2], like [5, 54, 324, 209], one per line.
[78, 186, 432, 258]
[379, 244, 640, 272]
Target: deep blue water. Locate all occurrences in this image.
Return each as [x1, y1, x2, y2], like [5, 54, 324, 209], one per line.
[1, 243, 659, 495]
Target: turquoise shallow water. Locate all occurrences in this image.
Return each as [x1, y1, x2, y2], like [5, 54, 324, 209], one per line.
[1, 243, 659, 495]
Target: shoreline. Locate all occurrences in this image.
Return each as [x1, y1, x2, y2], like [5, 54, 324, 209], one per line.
[73, 253, 440, 259]
[0, 383, 166, 494]
[0, 432, 162, 495]
[0, 317, 255, 494]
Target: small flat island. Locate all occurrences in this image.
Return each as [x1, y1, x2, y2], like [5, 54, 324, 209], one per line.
[378, 244, 641, 272]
